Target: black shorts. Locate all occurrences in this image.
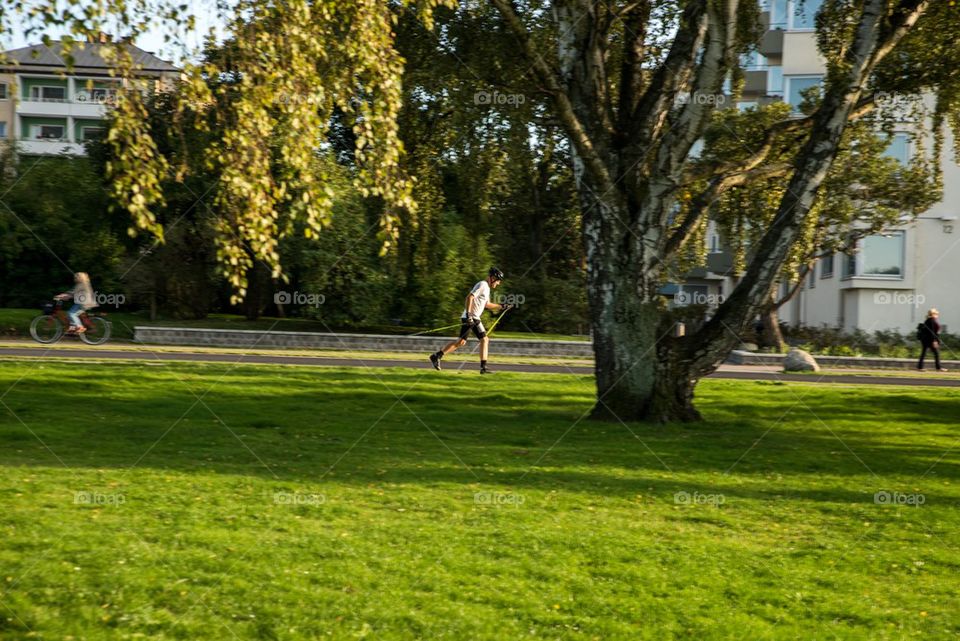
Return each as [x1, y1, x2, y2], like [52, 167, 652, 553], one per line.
[459, 318, 487, 340]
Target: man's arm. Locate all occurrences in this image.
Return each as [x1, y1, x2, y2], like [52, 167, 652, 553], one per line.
[484, 301, 504, 312]
[464, 293, 475, 318]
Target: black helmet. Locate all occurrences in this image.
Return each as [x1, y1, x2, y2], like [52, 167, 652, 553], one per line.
[489, 266, 505, 281]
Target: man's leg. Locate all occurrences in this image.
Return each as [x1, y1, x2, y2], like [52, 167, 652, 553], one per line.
[918, 344, 928, 370]
[933, 345, 942, 370]
[479, 330, 490, 374]
[431, 323, 470, 370]
[442, 338, 466, 355]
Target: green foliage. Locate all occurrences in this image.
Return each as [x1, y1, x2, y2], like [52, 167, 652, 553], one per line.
[91, 91, 221, 319]
[0, 153, 125, 307]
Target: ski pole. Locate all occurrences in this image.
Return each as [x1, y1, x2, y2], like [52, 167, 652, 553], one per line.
[486, 304, 514, 336]
[410, 323, 462, 336]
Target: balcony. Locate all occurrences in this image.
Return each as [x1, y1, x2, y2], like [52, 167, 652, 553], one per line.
[759, 28, 784, 57]
[17, 138, 87, 156]
[743, 70, 769, 96]
[18, 97, 108, 119]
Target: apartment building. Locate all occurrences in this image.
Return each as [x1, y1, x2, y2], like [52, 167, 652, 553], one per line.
[0, 38, 177, 156]
[676, 0, 958, 336]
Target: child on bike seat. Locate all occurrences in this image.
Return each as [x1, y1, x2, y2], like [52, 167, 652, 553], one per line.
[55, 272, 96, 334]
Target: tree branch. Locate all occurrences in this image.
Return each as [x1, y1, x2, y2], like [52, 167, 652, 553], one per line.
[662, 162, 791, 259]
[488, 0, 617, 195]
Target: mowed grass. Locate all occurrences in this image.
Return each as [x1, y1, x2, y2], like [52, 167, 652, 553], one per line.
[0, 362, 958, 640]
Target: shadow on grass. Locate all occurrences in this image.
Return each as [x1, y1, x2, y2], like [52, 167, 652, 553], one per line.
[1, 364, 958, 501]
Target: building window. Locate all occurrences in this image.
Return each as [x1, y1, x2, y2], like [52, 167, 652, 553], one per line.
[843, 232, 905, 279]
[29, 86, 67, 102]
[32, 125, 65, 140]
[821, 253, 834, 278]
[0, 122, 6, 138]
[80, 127, 105, 142]
[740, 51, 768, 70]
[807, 265, 816, 288]
[0, 83, 8, 100]
[768, 0, 789, 28]
[882, 133, 910, 165]
[789, 0, 822, 30]
[767, 66, 784, 97]
[786, 76, 823, 113]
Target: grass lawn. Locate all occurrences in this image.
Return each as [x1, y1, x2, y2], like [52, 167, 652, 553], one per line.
[1, 362, 958, 640]
[0, 308, 589, 343]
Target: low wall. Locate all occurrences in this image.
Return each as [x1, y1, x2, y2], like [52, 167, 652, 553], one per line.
[727, 350, 957, 370]
[133, 326, 595, 358]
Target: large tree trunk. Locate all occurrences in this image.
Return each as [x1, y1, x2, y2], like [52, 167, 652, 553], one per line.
[583, 194, 704, 422]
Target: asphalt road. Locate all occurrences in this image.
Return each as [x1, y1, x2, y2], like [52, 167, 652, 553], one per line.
[1, 345, 959, 387]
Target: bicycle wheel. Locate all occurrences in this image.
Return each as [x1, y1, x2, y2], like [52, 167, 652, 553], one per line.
[29, 314, 64, 344]
[79, 317, 112, 345]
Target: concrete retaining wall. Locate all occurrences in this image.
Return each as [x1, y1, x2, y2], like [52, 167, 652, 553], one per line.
[728, 350, 957, 370]
[133, 326, 595, 358]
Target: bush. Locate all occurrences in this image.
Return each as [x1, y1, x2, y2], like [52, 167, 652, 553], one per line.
[784, 325, 956, 358]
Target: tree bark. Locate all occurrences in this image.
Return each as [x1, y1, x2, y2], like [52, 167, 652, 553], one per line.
[759, 299, 786, 352]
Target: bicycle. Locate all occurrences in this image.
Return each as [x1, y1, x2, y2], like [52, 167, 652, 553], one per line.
[29, 299, 112, 345]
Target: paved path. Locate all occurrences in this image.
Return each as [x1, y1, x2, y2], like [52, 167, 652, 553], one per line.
[2, 345, 959, 387]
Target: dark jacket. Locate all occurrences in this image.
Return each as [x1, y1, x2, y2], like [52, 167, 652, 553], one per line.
[921, 317, 941, 346]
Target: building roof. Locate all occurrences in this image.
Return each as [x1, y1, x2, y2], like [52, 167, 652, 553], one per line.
[2, 41, 178, 73]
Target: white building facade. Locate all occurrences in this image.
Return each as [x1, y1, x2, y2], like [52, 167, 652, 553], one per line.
[0, 40, 178, 157]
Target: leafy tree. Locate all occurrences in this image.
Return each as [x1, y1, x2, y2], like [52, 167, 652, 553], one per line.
[89, 91, 222, 319]
[0, 153, 124, 307]
[483, 0, 957, 420]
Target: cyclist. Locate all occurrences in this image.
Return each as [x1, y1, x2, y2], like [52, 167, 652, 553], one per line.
[54, 272, 97, 334]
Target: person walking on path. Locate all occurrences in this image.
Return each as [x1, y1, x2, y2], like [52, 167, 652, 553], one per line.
[429, 267, 508, 374]
[917, 308, 947, 372]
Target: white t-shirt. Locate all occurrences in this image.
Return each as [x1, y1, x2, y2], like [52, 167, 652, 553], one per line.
[462, 280, 490, 320]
